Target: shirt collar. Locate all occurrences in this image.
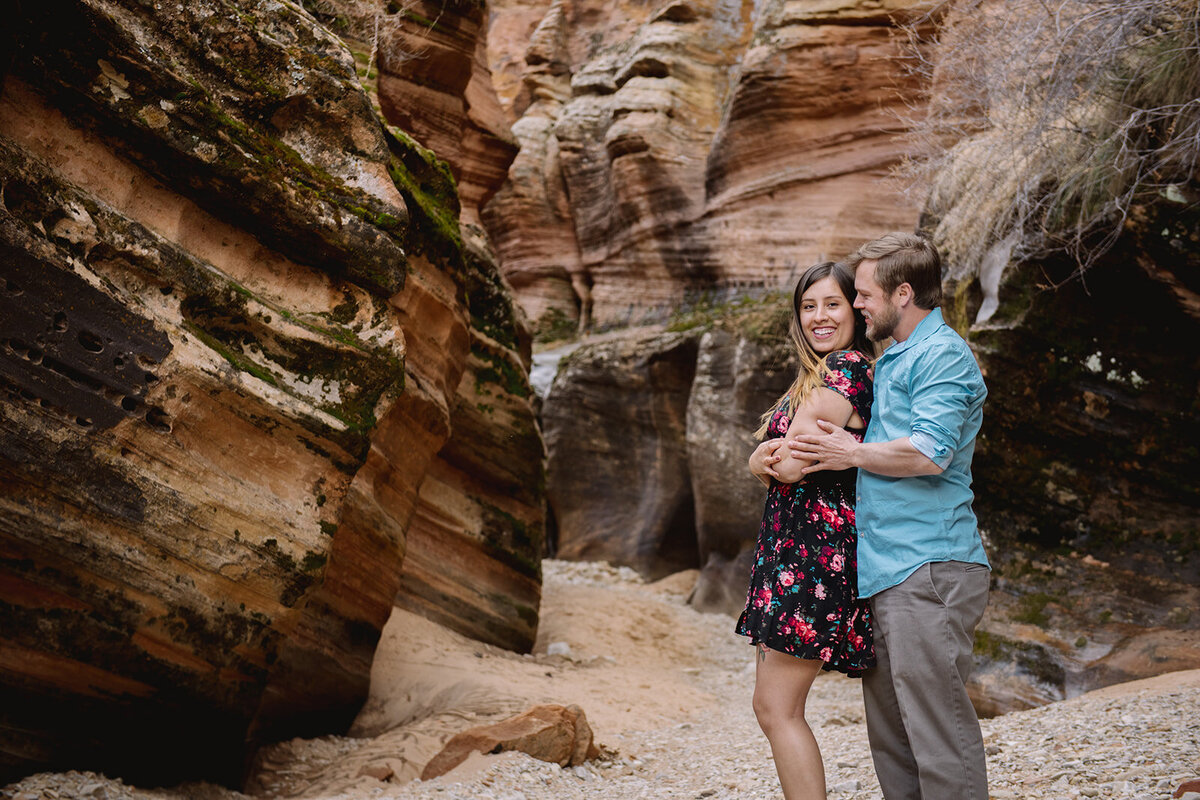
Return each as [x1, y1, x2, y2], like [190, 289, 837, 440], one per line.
[879, 307, 946, 360]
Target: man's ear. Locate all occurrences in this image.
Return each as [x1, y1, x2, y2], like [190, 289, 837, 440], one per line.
[894, 282, 914, 308]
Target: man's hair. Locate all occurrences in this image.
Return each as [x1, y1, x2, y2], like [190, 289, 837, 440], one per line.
[848, 232, 942, 309]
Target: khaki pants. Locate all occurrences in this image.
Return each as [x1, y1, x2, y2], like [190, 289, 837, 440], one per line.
[864, 561, 990, 800]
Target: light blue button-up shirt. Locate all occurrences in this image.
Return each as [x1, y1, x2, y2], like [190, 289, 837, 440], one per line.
[856, 308, 990, 599]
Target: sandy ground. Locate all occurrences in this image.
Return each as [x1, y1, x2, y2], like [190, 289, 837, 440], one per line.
[4, 559, 1199, 800]
[244, 563, 722, 796]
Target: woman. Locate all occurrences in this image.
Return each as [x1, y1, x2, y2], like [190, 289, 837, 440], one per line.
[735, 261, 875, 800]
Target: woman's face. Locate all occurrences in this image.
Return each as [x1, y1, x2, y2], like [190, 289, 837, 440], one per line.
[798, 275, 855, 354]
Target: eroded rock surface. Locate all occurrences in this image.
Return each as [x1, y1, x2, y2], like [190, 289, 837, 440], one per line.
[0, 0, 542, 785]
[544, 331, 699, 578]
[484, 0, 933, 331]
[542, 307, 795, 597]
[349, 0, 545, 650]
[685, 328, 795, 614]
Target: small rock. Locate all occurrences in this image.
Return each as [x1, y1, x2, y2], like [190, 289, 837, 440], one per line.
[358, 763, 395, 781]
[421, 703, 599, 780]
[830, 779, 860, 792]
[547, 641, 572, 657]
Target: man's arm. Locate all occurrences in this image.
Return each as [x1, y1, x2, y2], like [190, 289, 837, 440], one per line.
[789, 419, 943, 477]
[774, 388, 855, 483]
[791, 340, 984, 478]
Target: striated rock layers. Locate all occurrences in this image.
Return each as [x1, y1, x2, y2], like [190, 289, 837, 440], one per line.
[0, 0, 541, 786]
[484, 0, 937, 331]
[342, 0, 544, 662]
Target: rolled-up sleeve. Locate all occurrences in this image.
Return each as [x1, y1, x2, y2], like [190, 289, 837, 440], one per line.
[907, 344, 985, 468]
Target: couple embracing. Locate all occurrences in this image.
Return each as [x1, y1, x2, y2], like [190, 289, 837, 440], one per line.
[736, 232, 991, 800]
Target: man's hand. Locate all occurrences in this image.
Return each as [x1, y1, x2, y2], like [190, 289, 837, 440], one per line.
[749, 438, 785, 484]
[788, 419, 859, 475]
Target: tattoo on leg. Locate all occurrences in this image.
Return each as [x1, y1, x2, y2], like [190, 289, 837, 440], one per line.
[758, 644, 768, 663]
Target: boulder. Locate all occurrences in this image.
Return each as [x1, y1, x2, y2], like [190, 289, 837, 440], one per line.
[689, 548, 758, 618]
[542, 304, 802, 603]
[685, 328, 795, 612]
[420, 704, 599, 780]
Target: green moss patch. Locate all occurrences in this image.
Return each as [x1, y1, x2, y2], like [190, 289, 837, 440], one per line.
[384, 126, 464, 269]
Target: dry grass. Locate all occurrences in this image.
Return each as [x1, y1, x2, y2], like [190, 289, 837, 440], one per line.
[300, 0, 441, 80]
[894, 0, 1200, 316]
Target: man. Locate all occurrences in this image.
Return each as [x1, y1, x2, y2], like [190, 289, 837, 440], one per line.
[789, 231, 990, 800]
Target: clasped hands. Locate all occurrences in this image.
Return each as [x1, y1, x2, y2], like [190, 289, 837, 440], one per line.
[749, 420, 859, 482]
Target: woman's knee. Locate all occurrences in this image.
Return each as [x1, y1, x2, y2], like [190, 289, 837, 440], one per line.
[752, 690, 781, 735]
[753, 688, 804, 737]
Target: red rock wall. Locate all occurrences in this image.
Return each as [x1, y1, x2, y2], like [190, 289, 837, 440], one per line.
[0, 0, 543, 785]
[364, 0, 546, 649]
[485, 0, 936, 329]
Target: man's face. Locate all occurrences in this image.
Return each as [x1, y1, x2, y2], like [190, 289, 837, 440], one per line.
[854, 259, 900, 342]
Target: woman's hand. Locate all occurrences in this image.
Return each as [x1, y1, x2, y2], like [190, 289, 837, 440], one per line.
[749, 438, 786, 486]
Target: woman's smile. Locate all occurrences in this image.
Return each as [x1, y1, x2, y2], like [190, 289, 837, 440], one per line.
[799, 276, 855, 354]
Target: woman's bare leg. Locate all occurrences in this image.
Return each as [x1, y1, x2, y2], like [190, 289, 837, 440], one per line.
[752, 645, 826, 800]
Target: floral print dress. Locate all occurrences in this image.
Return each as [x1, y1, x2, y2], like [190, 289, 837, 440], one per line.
[735, 350, 876, 676]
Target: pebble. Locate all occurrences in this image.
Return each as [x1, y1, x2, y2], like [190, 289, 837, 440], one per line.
[3, 561, 1198, 800]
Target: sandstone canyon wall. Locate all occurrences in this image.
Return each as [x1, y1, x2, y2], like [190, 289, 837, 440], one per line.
[341, 0, 546, 660]
[541, 304, 796, 605]
[484, 0, 935, 332]
[0, 0, 542, 786]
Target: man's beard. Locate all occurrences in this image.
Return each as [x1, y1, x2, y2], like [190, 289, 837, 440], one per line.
[867, 302, 899, 341]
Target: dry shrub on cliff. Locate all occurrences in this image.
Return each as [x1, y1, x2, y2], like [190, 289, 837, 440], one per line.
[897, 0, 1200, 318]
[300, 0, 438, 75]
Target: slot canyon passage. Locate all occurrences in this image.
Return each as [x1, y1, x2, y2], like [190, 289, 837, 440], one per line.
[0, 0, 1197, 799]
